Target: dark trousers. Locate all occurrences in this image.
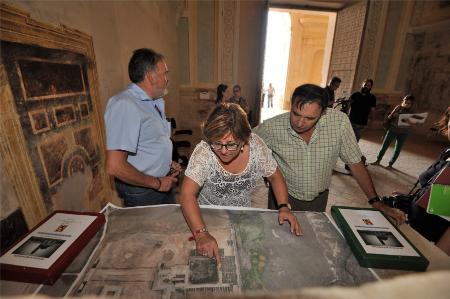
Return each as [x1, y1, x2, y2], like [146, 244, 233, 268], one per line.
[268, 187, 329, 212]
[115, 179, 176, 207]
[351, 123, 366, 142]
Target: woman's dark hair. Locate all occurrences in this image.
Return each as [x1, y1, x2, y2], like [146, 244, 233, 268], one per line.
[202, 103, 251, 144]
[436, 106, 450, 136]
[291, 84, 327, 111]
[216, 84, 228, 104]
[363, 78, 374, 86]
[128, 48, 164, 83]
[329, 76, 341, 85]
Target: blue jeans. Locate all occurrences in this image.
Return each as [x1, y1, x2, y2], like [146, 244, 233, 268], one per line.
[376, 129, 408, 166]
[115, 180, 176, 207]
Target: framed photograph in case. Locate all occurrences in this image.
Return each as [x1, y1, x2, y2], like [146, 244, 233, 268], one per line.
[0, 210, 105, 284]
[331, 206, 429, 271]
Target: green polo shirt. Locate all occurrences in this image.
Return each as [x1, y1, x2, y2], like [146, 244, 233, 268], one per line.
[254, 109, 362, 201]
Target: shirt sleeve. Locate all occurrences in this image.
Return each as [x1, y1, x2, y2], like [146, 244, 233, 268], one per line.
[253, 123, 271, 147]
[105, 99, 141, 153]
[184, 142, 212, 187]
[339, 114, 362, 165]
[252, 134, 277, 177]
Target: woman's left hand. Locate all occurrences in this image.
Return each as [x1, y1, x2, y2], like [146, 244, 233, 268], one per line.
[278, 209, 303, 236]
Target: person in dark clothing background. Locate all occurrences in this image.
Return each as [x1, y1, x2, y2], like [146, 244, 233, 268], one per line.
[345, 79, 376, 170]
[228, 84, 249, 114]
[324, 76, 341, 108]
[349, 78, 377, 142]
[216, 84, 232, 105]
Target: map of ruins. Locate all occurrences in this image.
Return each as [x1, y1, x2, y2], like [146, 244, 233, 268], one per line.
[67, 204, 376, 298]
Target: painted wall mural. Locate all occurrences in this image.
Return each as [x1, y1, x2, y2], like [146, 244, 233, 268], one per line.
[1, 40, 106, 213]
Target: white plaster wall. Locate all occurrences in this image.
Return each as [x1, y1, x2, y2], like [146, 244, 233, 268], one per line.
[112, 0, 181, 118]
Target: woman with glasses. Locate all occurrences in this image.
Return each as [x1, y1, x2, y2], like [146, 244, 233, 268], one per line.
[180, 103, 302, 264]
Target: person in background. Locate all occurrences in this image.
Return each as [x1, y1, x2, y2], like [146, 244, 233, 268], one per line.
[216, 84, 232, 105]
[348, 79, 377, 142]
[345, 78, 377, 169]
[267, 83, 275, 108]
[180, 103, 302, 265]
[254, 84, 406, 225]
[228, 84, 249, 114]
[261, 86, 266, 108]
[324, 76, 341, 108]
[371, 94, 416, 168]
[104, 48, 181, 207]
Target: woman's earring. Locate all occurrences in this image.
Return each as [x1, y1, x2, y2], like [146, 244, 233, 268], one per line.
[240, 147, 244, 153]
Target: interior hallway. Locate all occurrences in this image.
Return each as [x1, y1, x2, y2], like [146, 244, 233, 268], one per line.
[251, 127, 447, 214]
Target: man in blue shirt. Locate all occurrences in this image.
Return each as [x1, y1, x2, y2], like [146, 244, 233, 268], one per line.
[104, 48, 181, 206]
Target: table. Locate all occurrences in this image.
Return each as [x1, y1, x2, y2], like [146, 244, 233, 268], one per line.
[1, 204, 449, 298]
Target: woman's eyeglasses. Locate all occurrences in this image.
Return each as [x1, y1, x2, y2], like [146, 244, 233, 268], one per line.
[210, 142, 240, 151]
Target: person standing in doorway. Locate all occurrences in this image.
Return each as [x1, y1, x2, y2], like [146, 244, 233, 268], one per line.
[267, 83, 275, 108]
[261, 86, 266, 108]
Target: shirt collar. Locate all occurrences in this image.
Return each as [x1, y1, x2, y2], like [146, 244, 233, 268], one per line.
[129, 83, 157, 102]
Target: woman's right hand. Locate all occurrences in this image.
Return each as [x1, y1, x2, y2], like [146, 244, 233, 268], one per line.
[196, 232, 221, 266]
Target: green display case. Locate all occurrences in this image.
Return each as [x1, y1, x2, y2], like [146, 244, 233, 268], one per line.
[331, 206, 429, 271]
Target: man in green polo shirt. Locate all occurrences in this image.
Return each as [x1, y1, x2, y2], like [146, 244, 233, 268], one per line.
[254, 84, 406, 225]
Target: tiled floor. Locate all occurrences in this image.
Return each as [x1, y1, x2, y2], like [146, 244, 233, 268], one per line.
[251, 128, 448, 214]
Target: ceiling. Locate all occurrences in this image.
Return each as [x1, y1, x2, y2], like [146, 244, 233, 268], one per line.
[269, 0, 357, 11]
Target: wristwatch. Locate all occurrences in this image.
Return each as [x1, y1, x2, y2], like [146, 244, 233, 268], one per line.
[368, 196, 381, 205]
[278, 203, 292, 211]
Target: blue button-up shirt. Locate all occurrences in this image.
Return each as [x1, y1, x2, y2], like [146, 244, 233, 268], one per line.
[105, 83, 172, 177]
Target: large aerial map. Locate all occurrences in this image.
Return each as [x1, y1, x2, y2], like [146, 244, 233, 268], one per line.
[70, 205, 375, 298]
